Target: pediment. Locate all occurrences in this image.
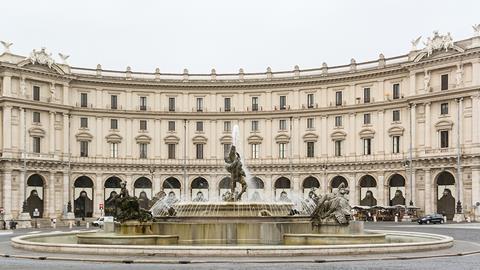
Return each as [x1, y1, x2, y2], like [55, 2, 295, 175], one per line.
[220, 135, 232, 144]
[388, 126, 405, 136]
[164, 135, 180, 144]
[435, 120, 453, 130]
[105, 133, 122, 143]
[17, 61, 66, 75]
[302, 132, 318, 142]
[247, 135, 263, 144]
[330, 130, 347, 140]
[76, 131, 93, 141]
[275, 134, 290, 143]
[28, 127, 46, 137]
[192, 135, 207, 144]
[359, 128, 375, 139]
[135, 134, 151, 144]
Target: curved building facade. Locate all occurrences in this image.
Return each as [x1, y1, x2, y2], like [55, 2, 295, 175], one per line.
[1, 30, 480, 221]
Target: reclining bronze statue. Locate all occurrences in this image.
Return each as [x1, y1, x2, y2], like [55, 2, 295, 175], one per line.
[311, 182, 352, 226]
[106, 180, 153, 223]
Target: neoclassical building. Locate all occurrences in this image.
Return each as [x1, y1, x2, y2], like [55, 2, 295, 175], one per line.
[1, 29, 480, 222]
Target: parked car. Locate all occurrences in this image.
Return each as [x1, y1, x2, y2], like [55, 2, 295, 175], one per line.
[417, 214, 445, 224]
[92, 217, 105, 227]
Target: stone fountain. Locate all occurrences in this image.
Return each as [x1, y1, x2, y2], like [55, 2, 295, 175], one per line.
[10, 125, 454, 256]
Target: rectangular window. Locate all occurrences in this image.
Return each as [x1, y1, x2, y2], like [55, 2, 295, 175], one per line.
[224, 97, 231, 112]
[111, 95, 118, 109]
[139, 143, 147, 159]
[252, 96, 259, 111]
[279, 119, 287, 130]
[251, 120, 259, 132]
[279, 143, 287, 159]
[223, 144, 231, 158]
[168, 121, 175, 131]
[33, 112, 41, 123]
[168, 97, 175, 112]
[307, 94, 314, 108]
[196, 144, 204, 159]
[440, 130, 449, 148]
[139, 96, 147, 111]
[224, 121, 231, 132]
[33, 86, 40, 101]
[363, 138, 372, 155]
[251, 144, 260, 159]
[307, 118, 314, 129]
[441, 74, 449, 90]
[196, 121, 203, 132]
[334, 140, 342, 157]
[110, 119, 118, 129]
[392, 136, 400, 154]
[80, 117, 88, 128]
[110, 143, 118, 158]
[80, 141, 89, 157]
[196, 97, 203, 112]
[363, 88, 371, 103]
[307, 142, 315, 157]
[139, 120, 147, 131]
[393, 83, 400, 99]
[80, 93, 88, 107]
[168, 144, 176, 159]
[335, 91, 343, 106]
[363, 113, 371, 125]
[279, 96, 287, 110]
[392, 110, 400, 122]
[335, 116, 342, 127]
[440, 103, 449, 115]
[33, 137, 41, 153]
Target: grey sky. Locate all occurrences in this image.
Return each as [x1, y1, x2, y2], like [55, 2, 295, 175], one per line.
[1, 0, 479, 74]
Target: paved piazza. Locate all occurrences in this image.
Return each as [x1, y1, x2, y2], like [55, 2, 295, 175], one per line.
[0, 222, 479, 269]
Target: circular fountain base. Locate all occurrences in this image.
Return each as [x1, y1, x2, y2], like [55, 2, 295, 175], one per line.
[77, 233, 179, 245]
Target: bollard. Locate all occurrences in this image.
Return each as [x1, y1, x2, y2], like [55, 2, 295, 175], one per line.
[86, 222, 89, 229]
[444, 216, 447, 223]
[394, 216, 398, 223]
[373, 216, 377, 222]
[69, 222, 73, 229]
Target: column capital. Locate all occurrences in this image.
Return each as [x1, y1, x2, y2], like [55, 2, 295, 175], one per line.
[424, 101, 431, 107]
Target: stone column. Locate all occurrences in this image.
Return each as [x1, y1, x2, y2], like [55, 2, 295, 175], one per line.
[265, 119, 272, 158]
[472, 94, 480, 145]
[293, 89, 299, 110]
[377, 110, 384, 155]
[424, 102, 431, 149]
[62, 84, 69, 106]
[126, 118, 132, 157]
[411, 170, 416, 206]
[424, 169, 432, 214]
[2, 170, 13, 223]
[49, 112, 56, 156]
[63, 114, 70, 161]
[321, 116, 327, 157]
[410, 104, 416, 151]
[292, 117, 300, 158]
[349, 113, 356, 156]
[409, 71, 416, 96]
[210, 120, 217, 159]
[2, 75, 11, 97]
[472, 167, 480, 220]
[94, 173, 103, 217]
[19, 170, 26, 212]
[321, 172, 328, 194]
[48, 171, 56, 218]
[377, 174, 385, 205]
[20, 108, 26, 154]
[95, 117, 103, 157]
[154, 119, 161, 158]
[3, 105, 12, 157]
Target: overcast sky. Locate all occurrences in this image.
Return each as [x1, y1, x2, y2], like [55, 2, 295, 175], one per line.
[1, 0, 479, 74]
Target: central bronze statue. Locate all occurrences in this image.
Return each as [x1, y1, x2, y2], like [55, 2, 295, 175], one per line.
[106, 180, 153, 223]
[224, 145, 248, 201]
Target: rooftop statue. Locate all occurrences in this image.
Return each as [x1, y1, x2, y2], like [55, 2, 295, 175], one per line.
[311, 183, 352, 226]
[223, 145, 247, 201]
[106, 180, 153, 223]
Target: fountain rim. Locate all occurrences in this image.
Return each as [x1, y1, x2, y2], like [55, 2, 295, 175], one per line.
[11, 229, 453, 257]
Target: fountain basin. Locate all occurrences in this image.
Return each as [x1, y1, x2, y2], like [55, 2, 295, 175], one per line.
[77, 233, 178, 245]
[11, 230, 453, 256]
[283, 233, 386, 245]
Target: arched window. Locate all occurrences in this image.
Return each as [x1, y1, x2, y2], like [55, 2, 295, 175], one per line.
[436, 171, 456, 220]
[359, 175, 377, 206]
[26, 174, 45, 218]
[191, 177, 209, 201]
[330, 176, 348, 190]
[388, 174, 406, 206]
[163, 177, 181, 200]
[274, 177, 291, 202]
[73, 176, 94, 218]
[104, 176, 122, 215]
[302, 176, 320, 199]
